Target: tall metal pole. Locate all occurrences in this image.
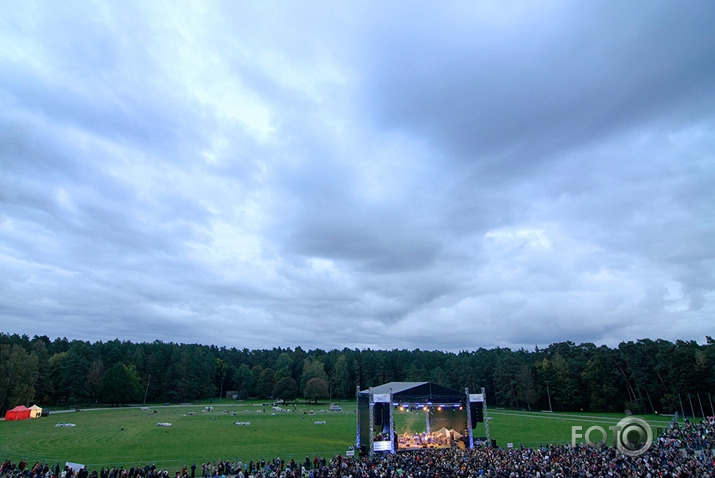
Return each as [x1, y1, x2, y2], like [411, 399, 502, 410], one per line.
[678, 393, 686, 418]
[545, 381, 553, 413]
[709, 393, 714, 417]
[369, 389, 375, 456]
[356, 386, 361, 451]
[697, 393, 705, 419]
[465, 388, 474, 449]
[482, 387, 490, 445]
[143, 374, 151, 405]
[688, 393, 696, 419]
[388, 389, 395, 454]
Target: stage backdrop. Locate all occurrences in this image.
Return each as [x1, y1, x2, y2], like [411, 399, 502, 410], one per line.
[357, 382, 467, 453]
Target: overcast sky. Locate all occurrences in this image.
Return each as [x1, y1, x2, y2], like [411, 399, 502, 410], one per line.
[1, 1, 713, 352]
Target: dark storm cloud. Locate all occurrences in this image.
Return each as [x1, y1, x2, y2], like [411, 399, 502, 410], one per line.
[361, 2, 715, 172]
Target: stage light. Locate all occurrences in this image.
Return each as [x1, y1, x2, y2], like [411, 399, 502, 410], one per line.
[437, 406, 442, 411]
[399, 407, 404, 412]
[422, 406, 427, 411]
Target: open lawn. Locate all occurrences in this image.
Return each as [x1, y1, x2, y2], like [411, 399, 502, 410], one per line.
[1, 403, 679, 470]
[0, 403, 356, 469]
[481, 409, 675, 448]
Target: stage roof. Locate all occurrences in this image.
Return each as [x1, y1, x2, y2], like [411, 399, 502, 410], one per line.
[359, 382, 464, 402]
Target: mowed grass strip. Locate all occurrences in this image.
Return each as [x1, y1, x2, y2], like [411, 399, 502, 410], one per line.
[1, 404, 679, 469]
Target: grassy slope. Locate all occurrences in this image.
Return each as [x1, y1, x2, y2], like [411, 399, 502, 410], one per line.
[1, 404, 356, 468]
[0, 403, 679, 470]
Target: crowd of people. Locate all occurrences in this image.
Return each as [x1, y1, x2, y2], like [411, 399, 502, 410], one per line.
[2, 419, 713, 478]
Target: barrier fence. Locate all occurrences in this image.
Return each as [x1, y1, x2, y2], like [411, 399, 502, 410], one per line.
[1, 449, 353, 473]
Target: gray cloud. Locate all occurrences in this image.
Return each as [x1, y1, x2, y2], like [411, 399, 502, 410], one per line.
[362, 3, 715, 167]
[1, 1, 713, 352]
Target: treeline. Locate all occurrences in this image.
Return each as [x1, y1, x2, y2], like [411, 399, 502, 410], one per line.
[1, 334, 713, 416]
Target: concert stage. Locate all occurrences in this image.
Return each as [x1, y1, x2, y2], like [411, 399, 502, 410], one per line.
[357, 382, 485, 455]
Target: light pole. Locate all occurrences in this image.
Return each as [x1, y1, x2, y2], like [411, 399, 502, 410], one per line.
[143, 374, 151, 405]
[545, 381, 553, 413]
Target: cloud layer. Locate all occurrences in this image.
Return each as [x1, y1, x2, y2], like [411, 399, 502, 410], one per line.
[1, 1, 713, 351]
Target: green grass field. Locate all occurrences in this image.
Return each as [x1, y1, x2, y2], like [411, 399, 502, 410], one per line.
[0, 402, 678, 471]
[481, 409, 674, 448]
[0, 403, 356, 469]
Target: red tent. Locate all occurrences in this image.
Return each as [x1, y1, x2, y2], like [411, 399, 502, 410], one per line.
[4, 405, 31, 421]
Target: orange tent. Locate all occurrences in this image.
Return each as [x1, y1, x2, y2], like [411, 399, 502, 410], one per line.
[4, 405, 31, 421]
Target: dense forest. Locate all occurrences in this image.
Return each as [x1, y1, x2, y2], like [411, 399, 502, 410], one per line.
[1, 333, 713, 417]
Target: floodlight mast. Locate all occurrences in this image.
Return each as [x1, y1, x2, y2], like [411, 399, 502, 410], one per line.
[143, 374, 151, 405]
[369, 388, 375, 456]
[389, 388, 395, 454]
[465, 387, 474, 449]
[355, 386, 361, 451]
[482, 387, 490, 445]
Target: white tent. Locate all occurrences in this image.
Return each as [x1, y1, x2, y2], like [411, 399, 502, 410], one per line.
[29, 405, 42, 418]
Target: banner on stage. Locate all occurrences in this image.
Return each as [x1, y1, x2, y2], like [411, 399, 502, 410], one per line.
[469, 394, 484, 402]
[374, 441, 392, 451]
[373, 393, 390, 403]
